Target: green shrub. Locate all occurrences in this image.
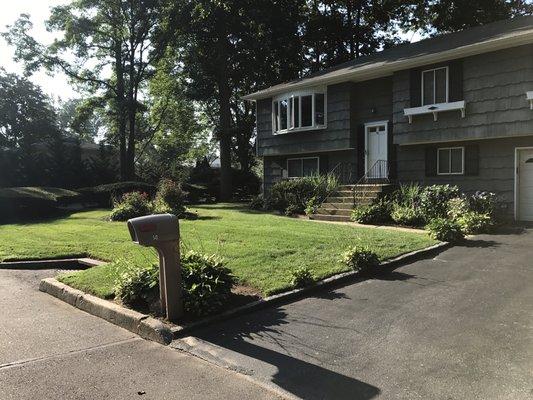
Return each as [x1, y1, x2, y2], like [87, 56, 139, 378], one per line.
[391, 203, 424, 226]
[304, 196, 319, 216]
[114, 260, 159, 310]
[351, 200, 391, 224]
[248, 195, 265, 210]
[468, 191, 496, 216]
[114, 251, 235, 317]
[446, 197, 470, 221]
[154, 179, 186, 216]
[341, 246, 380, 272]
[284, 204, 300, 216]
[426, 218, 464, 243]
[290, 267, 315, 288]
[394, 183, 423, 208]
[456, 211, 493, 234]
[419, 185, 459, 220]
[109, 191, 153, 221]
[77, 181, 156, 207]
[268, 174, 339, 215]
[181, 251, 235, 317]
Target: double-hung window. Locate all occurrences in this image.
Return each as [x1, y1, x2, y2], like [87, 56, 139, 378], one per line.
[422, 66, 448, 106]
[437, 147, 464, 175]
[273, 89, 326, 134]
[287, 157, 319, 178]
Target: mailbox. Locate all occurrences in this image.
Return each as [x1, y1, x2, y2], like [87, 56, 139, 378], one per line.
[127, 214, 183, 322]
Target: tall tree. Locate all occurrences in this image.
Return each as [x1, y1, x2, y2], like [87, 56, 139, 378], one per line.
[3, 0, 168, 180]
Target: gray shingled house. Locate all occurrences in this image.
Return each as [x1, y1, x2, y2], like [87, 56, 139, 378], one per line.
[244, 16, 533, 222]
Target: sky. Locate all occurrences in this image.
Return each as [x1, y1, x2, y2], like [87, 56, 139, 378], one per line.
[0, 0, 77, 101]
[0, 1, 423, 103]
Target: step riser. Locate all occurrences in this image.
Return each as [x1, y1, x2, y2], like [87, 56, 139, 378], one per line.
[321, 203, 354, 210]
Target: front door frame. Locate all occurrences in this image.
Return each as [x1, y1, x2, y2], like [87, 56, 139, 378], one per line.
[364, 120, 389, 174]
[514, 146, 533, 221]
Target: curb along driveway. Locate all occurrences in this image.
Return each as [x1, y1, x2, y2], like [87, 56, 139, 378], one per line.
[0, 268, 282, 400]
[173, 228, 533, 400]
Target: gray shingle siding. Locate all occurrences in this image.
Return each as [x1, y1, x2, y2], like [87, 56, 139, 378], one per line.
[394, 44, 533, 145]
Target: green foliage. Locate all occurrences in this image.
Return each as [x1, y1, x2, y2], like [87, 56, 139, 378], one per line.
[456, 211, 493, 234]
[269, 174, 339, 215]
[419, 185, 460, 220]
[153, 179, 186, 217]
[114, 251, 235, 317]
[468, 191, 497, 216]
[394, 183, 423, 208]
[78, 181, 156, 207]
[351, 200, 391, 224]
[109, 192, 153, 222]
[181, 251, 235, 317]
[248, 195, 265, 210]
[290, 267, 315, 288]
[426, 218, 464, 243]
[391, 204, 424, 227]
[114, 260, 159, 309]
[341, 246, 380, 272]
[447, 197, 470, 221]
[305, 196, 319, 216]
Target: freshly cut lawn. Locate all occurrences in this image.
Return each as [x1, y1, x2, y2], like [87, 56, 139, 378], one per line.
[0, 204, 436, 297]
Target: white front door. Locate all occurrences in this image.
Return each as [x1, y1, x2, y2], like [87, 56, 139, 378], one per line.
[365, 122, 388, 178]
[517, 148, 533, 221]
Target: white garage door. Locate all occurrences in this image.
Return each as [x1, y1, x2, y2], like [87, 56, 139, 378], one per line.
[517, 148, 533, 221]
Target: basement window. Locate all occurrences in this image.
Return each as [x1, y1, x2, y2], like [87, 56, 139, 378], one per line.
[273, 89, 326, 134]
[287, 157, 319, 178]
[437, 147, 464, 175]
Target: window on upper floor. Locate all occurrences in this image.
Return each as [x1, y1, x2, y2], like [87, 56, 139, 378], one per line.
[422, 66, 448, 106]
[273, 89, 326, 134]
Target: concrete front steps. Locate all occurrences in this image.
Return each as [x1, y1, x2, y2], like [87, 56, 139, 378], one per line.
[310, 184, 394, 222]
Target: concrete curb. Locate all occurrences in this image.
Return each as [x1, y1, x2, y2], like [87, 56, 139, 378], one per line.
[39, 278, 173, 345]
[170, 241, 450, 337]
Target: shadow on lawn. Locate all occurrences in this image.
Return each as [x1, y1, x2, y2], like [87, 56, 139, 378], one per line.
[189, 307, 380, 400]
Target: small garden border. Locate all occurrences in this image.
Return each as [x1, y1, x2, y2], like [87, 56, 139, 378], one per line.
[37, 241, 449, 344]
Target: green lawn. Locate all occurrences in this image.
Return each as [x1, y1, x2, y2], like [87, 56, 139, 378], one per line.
[0, 204, 437, 297]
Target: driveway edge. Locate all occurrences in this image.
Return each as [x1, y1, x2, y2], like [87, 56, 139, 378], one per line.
[170, 241, 449, 337]
[39, 278, 173, 345]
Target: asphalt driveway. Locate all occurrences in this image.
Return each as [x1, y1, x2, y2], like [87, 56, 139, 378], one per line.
[0, 268, 281, 400]
[174, 227, 533, 400]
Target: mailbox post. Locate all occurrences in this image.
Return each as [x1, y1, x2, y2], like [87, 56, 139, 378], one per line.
[127, 214, 183, 322]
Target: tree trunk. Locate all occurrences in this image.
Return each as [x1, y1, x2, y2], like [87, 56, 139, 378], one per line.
[355, 1, 362, 58]
[218, 78, 233, 201]
[114, 41, 127, 181]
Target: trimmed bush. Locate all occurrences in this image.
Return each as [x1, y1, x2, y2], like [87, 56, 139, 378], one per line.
[426, 218, 464, 243]
[114, 251, 235, 317]
[268, 174, 339, 215]
[77, 181, 156, 207]
[446, 197, 470, 221]
[419, 185, 459, 220]
[468, 191, 496, 216]
[109, 191, 153, 221]
[394, 183, 423, 208]
[290, 267, 315, 288]
[351, 200, 391, 224]
[154, 179, 186, 216]
[248, 195, 265, 210]
[456, 211, 493, 234]
[391, 203, 424, 227]
[341, 246, 380, 272]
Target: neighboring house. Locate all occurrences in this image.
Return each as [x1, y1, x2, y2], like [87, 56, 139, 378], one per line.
[244, 16, 533, 221]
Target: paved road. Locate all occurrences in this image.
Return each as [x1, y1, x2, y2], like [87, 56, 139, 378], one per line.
[0, 268, 281, 400]
[175, 228, 533, 400]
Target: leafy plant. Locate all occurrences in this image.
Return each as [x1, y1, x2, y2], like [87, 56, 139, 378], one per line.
[341, 246, 380, 272]
[456, 211, 493, 234]
[426, 218, 464, 243]
[114, 251, 235, 318]
[248, 195, 265, 210]
[110, 191, 153, 221]
[446, 196, 470, 221]
[394, 183, 423, 208]
[468, 191, 496, 216]
[419, 185, 459, 220]
[391, 203, 424, 227]
[290, 267, 315, 288]
[153, 179, 186, 216]
[268, 173, 339, 215]
[351, 200, 391, 224]
[304, 196, 319, 216]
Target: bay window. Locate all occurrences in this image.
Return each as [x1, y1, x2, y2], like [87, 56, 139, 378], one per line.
[273, 89, 326, 134]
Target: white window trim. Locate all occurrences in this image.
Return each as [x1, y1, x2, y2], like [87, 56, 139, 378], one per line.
[526, 91, 533, 110]
[437, 146, 465, 175]
[272, 88, 327, 135]
[286, 157, 320, 179]
[364, 121, 389, 174]
[514, 146, 533, 221]
[421, 66, 449, 106]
